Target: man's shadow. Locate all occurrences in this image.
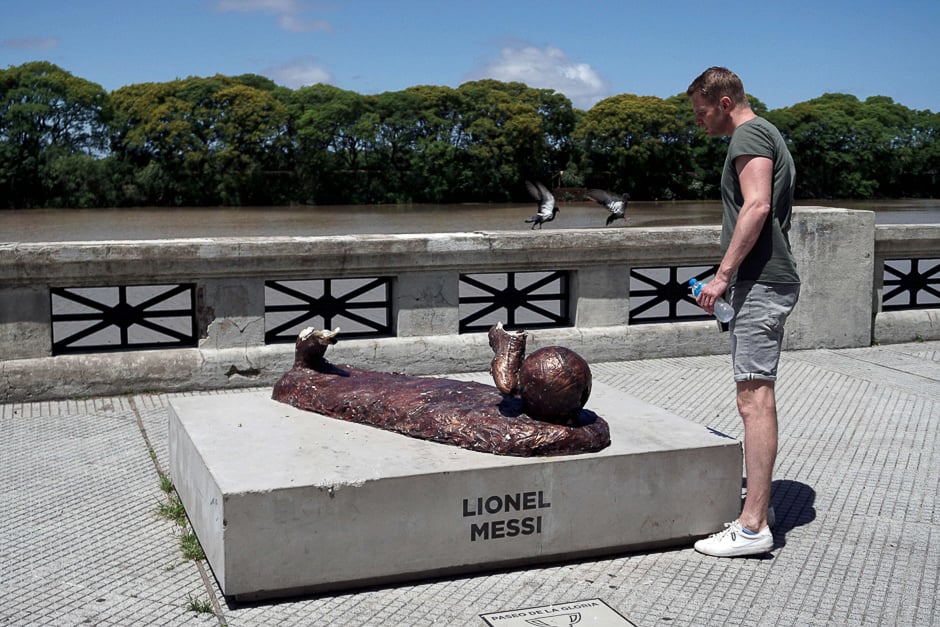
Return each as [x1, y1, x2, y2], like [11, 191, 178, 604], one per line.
[731, 478, 815, 560]
[744, 478, 816, 550]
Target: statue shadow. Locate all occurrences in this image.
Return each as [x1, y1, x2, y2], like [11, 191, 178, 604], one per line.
[315, 362, 350, 377]
[496, 396, 601, 426]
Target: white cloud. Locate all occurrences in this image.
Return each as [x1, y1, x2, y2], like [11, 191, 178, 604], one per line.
[469, 44, 609, 110]
[267, 59, 332, 88]
[1, 36, 59, 50]
[278, 14, 330, 33]
[214, 0, 330, 33]
[215, 0, 303, 13]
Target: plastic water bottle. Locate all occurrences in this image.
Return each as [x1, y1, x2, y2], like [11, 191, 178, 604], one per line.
[689, 278, 735, 323]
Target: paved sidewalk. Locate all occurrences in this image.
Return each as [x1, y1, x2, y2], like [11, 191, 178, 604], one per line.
[2, 341, 938, 626]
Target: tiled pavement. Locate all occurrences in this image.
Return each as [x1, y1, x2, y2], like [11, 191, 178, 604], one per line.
[2, 341, 938, 626]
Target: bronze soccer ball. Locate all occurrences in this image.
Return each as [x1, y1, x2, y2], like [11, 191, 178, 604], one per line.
[517, 346, 592, 423]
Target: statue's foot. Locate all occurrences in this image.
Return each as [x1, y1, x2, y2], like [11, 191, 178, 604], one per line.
[488, 322, 527, 395]
[295, 327, 340, 369]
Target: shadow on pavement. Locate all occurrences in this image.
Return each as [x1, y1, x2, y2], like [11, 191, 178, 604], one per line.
[770, 478, 817, 549]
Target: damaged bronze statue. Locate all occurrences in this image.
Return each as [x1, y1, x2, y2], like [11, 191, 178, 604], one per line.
[271, 324, 610, 456]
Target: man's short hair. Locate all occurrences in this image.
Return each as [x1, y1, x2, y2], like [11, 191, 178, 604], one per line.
[687, 67, 748, 106]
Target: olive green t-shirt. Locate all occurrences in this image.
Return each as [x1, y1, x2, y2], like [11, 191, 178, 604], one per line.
[720, 117, 800, 284]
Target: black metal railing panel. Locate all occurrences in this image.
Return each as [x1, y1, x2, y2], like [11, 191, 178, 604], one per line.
[629, 265, 720, 324]
[459, 271, 570, 333]
[50, 284, 197, 354]
[882, 258, 940, 310]
[264, 277, 393, 343]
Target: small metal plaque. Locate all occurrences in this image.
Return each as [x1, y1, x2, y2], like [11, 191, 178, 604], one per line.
[479, 598, 636, 626]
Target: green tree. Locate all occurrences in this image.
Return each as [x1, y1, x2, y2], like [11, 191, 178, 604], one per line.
[454, 80, 550, 201]
[574, 94, 689, 199]
[767, 93, 926, 198]
[361, 90, 426, 202]
[907, 109, 940, 197]
[7, 60, 936, 207]
[857, 96, 925, 197]
[665, 93, 722, 199]
[211, 83, 289, 204]
[0, 61, 111, 207]
[110, 78, 218, 204]
[527, 86, 579, 189]
[110, 74, 289, 205]
[464, 80, 578, 184]
[404, 84, 467, 202]
[284, 83, 370, 203]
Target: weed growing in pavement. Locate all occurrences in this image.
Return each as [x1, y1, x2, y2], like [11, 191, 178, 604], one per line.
[155, 473, 206, 560]
[180, 531, 206, 561]
[186, 594, 213, 614]
[159, 471, 174, 494]
[141, 422, 217, 617]
[156, 492, 187, 527]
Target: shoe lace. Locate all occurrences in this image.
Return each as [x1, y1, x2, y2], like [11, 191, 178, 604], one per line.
[708, 520, 742, 540]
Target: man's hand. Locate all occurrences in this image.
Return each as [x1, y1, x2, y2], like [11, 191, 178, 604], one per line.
[695, 276, 730, 315]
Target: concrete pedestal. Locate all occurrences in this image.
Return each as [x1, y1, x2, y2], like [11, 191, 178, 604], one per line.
[168, 380, 741, 601]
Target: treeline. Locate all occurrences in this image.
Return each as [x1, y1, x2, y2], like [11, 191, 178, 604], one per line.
[2, 60, 938, 208]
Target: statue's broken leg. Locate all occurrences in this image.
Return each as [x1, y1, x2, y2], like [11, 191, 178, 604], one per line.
[488, 321, 527, 395]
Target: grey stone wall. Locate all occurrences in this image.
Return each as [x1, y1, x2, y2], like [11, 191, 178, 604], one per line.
[1, 208, 937, 401]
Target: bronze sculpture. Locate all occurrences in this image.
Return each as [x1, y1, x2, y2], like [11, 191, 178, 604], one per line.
[271, 324, 609, 456]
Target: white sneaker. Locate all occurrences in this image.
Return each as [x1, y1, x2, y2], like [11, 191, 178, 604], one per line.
[694, 520, 773, 557]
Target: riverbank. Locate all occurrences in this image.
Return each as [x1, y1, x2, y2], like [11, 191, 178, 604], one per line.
[2, 199, 937, 242]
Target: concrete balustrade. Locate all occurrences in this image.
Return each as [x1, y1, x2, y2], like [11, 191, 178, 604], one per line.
[872, 224, 940, 343]
[1, 207, 937, 402]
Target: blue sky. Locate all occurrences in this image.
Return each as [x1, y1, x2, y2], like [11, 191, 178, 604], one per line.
[2, 0, 939, 112]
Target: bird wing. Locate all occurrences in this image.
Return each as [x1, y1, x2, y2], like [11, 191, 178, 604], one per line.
[525, 180, 544, 201]
[586, 188, 616, 205]
[588, 189, 629, 214]
[535, 181, 553, 200]
[526, 181, 555, 215]
[539, 182, 555, 212]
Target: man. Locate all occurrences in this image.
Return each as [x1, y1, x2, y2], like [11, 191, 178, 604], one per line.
[686, 67, 801, 557]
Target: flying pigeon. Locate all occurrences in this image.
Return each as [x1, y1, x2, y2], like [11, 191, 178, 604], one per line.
[524, 180, 558, 229]
[586, 189, 630, 226]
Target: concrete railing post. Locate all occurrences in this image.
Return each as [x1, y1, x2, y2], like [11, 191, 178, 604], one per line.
[395, 271, 459, 336]
[788, 207, 875, 349]
[0, 286, 50, 360]
[573, 264, 631, 327]
[196, 278, 266, 350]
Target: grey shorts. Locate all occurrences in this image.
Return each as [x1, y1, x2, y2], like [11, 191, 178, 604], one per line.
[728, 281, 800, 382]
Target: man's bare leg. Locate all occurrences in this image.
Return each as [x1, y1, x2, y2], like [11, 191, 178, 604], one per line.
[736, 379, 777, 532]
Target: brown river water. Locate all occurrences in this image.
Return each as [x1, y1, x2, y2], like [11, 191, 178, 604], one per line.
[2, 199, 937, 243]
